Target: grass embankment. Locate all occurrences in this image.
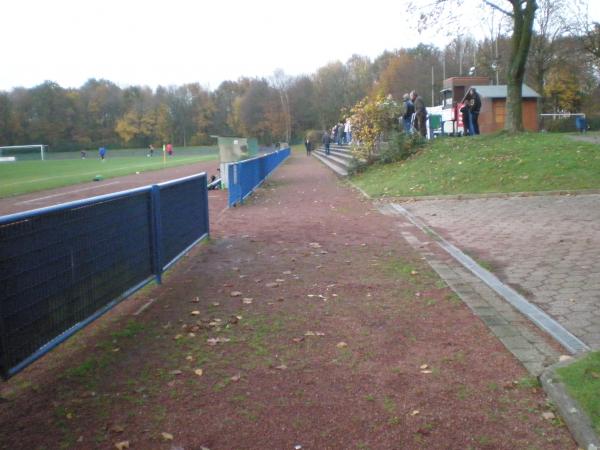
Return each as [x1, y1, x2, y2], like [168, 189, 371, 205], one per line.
[352, 132, 600, 197]
[0, 154, 218, 198]
[557, 352, 600, 433]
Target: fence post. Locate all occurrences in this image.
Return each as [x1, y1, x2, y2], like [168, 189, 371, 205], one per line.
[201, 175, 210, 238]
[150, 185, 164, 284]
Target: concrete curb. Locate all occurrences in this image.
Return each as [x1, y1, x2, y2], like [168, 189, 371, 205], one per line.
[347, 178, 600, 449]
[373, 188, 600, 203]
[540, 355, 600, 450]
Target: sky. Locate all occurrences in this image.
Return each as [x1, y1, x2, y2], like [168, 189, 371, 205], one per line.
[2, 0, 599, 92]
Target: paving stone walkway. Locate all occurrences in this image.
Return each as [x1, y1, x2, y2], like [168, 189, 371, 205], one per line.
[401, 194, 600, 350]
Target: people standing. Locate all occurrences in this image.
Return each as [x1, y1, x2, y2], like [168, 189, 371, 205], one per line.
[322, 131, 331, 155]
[148, 144, 154, 157]
[401, 93, 415, 134]
[344, 118, 352, 144]
[336, 120, 345, 145]
[460, 94, 471, 136]
[166, 143, 173, 156]
[410, 91, 427, 138]
[304, 137, 312, 156]
[468, 88, 481, 135]
[99, 146, 106, 160]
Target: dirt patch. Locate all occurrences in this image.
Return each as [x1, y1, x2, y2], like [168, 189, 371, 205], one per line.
[0, 154, 575, 449]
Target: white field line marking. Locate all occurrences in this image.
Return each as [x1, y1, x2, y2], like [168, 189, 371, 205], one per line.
[3, 156, 206, 187]
[15, 181, 122, 205]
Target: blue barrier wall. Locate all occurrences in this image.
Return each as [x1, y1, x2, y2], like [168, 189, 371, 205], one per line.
[0, 173, 209, 379]
[228, 148, 290, 207]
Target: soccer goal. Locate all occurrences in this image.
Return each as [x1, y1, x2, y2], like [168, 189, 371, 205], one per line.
[0, 144, 47, 161]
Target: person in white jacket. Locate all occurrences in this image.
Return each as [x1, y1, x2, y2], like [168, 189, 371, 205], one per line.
[344, 118, 352, 144]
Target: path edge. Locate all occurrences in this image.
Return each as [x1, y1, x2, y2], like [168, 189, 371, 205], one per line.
[540, 357, 600, 450]
[347, 178, 599, 449]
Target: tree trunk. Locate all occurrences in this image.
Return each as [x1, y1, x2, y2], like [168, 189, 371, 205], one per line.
[505, 0, 537, 132]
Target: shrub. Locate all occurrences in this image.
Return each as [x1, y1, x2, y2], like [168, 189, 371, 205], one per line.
[378, 131, 425, 164]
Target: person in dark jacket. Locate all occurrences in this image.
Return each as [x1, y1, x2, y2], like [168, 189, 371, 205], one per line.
[304, 137, 312, 156]
[468, 88, 482, 135]
[401, 93, 415, 133]
[410, 91, 427, 137]
[322, 131, 331, 155]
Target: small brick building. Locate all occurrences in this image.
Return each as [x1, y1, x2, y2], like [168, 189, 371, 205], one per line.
[468, 84, 541, 133]
[437, 77, 541, 134]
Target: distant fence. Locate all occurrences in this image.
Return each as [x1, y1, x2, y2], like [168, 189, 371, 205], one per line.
[227, 148, 290, 207]
[0, 173, 209, 379]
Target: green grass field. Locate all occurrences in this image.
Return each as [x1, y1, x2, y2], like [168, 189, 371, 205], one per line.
[557, 352, 600, 433]
[0, 151, 218, 198]
[352, 132, 600, 197]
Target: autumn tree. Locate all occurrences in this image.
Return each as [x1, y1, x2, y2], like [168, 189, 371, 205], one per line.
[313, 62, 350, 128]
[115, 86, 157, 145]
[287, 76, 320, 137]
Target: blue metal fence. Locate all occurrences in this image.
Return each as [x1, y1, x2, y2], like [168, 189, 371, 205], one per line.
[228, 148, 290, 207]
[0, 173, 209, 379]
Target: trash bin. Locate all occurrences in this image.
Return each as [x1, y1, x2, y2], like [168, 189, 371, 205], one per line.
[575, 116, 587, 133]
[429, 114, 442, 130]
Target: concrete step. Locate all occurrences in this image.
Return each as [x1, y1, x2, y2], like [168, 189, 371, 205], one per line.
[314, 150, 352, 170]
[312, 151, 348, 177]
[317, 145, 353, 160]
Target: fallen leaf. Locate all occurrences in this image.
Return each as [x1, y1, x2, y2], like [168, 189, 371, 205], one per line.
[207, 337, 231, 345]
[194, 369, 203, 376]
[283, 270, 293, 275]
[190, 310, 200, 316]
[410, 410, 420, 416]
[230, 291, 242, 297]
[66, 412, 73, 419]
[420, 370, 433, 374]
[230, 373, 241, 382]
[170, 370, 183, 376]
[191, 297, 200, 303]
[336, 342, 348, 348]
[542, 411, 555, 420]
[235, 315, 243, 320]
[266, 282, 280, 288]
[173, 334, 183, 340]
[292, 337, 305, 343]
[186, 355, 194, 362]
[309, 242, 322, 248]
[212, 302, 220, 307]
[559, 355, 573, 362]
[188, 333, 196, 338]
[410, 270, 419, 276]
[161, 432, 174, 440]
[242, 298, 253, 304]
[420, 364, 429, 370]
[275, 364, 288, 370]
[114, 441, 130, 450]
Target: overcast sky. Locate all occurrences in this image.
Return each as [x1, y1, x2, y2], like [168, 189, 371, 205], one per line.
[2, 0, 599, 92]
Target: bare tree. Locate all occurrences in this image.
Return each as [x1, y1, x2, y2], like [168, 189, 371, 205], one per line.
[271, 69, 292, 143]
[409, 0, 538, 132]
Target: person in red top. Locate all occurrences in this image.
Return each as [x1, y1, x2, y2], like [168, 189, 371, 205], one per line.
[166, 143, 173, 156]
